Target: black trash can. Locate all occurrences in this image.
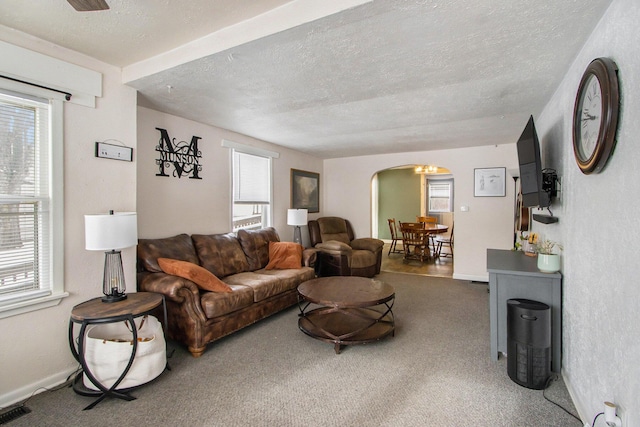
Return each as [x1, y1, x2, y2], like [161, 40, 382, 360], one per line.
[507, 299, 551, 389]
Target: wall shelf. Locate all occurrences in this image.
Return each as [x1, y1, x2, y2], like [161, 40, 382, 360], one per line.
[532, 214, 559, 224]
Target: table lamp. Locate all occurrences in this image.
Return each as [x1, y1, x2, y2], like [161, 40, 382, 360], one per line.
[287, 209, 308, 245]
[85, 211, 138, 302]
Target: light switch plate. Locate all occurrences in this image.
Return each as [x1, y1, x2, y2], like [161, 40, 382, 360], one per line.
[95, 142, 133, 162]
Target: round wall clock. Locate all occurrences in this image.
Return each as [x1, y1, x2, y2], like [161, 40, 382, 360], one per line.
[572, 57, 620, 174]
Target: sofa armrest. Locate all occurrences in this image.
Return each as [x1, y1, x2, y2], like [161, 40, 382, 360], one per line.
[315, 240, 353, 256]
[351, 238, 384, 252]
[138, 272, 207, 322]
[302, 248, 318, 268]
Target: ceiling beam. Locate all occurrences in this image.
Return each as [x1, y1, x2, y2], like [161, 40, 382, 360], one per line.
[122, 0, 372, 84]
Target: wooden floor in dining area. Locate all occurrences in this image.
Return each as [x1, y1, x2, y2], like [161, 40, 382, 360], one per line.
[380, 242, 453, 278]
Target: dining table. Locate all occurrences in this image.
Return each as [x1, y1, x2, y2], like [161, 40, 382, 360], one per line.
[423, 223, 448, 235]
[400, 222, 449, 261]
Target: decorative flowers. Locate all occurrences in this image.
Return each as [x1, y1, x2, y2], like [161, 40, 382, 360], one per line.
[537, 239, 563, 255]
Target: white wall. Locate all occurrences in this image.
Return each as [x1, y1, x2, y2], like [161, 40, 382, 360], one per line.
[3, 1, 637, 422]
[533, 0, 639, 423]
[0, 32, 137, 405]
[137, 107, 323, 244]
[323, 144, 517, 280]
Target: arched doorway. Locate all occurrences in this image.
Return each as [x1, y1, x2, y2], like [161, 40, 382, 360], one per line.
[373, 164, 454, 276]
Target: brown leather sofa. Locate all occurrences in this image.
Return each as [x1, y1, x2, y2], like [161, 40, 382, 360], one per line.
[137, 227, 316, 357]
[308, 217, 384, 278]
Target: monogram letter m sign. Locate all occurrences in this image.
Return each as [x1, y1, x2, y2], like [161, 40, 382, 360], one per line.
[155, 127, 202, 179]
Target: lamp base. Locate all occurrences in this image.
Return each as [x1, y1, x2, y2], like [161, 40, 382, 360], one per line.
[102, 250, 127, 303]
[293, 226, 302, 245]
[102, 293, 127, 303]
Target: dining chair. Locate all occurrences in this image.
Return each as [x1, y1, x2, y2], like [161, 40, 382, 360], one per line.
[417, 216, 438, 253]
[416, 216, 437, 224]
[399, 222, 429, 263]
[435, 222, 454, 258]
[387, 218, 403, 255]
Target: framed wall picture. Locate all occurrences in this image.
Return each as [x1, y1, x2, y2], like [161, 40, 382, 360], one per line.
[291, 169, 319, 213]
[474, 167, 506, 197]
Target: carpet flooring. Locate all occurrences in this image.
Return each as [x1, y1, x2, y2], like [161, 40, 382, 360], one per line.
[6, 273, 581, 426]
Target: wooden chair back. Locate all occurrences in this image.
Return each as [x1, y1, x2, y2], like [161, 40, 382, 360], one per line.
[400, 221, 425, 230]
[399, 222, 429, 262]
[387, 218, 403, 255]
[417, 216, 437, 224]
[435, 222, 454, 258]
[387, 218, 399, 239]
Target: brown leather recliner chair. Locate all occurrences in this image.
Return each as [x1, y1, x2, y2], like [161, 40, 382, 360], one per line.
[308, 217, 384, 277]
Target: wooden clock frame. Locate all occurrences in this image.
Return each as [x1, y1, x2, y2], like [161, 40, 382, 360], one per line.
[572, 57, 620, 174]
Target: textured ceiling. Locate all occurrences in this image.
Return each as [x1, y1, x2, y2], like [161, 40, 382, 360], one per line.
[0, 0, 614, 158]
[0, 0, 294, 66]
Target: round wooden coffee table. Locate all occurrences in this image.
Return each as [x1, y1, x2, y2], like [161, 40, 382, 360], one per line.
[297, 277, 395, 354]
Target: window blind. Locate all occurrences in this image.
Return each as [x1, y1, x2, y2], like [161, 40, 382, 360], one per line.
[0, 91, 51, 302]
[428, 180, 453, 213]
[429, 182, 451, 198]
[233, 151, 270, 204]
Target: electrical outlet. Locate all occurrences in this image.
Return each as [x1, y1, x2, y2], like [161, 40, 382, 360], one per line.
[604, 401, 622, 427]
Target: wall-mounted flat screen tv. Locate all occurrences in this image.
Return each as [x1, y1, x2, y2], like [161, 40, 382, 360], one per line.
[516, 116, 550, 208]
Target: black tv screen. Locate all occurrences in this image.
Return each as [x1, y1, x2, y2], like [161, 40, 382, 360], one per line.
[516, 116, 549, 208]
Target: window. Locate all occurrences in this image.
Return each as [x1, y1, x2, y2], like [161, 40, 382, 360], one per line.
[0, 87, 65, 318]
[231, 149, 273, 231]
[428, 179, 454, 213]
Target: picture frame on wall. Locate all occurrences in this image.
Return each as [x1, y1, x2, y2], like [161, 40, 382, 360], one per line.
[291, 169, 320, 213]
[474, 167, 506, 197]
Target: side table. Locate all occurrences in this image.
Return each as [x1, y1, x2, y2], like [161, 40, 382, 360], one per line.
[486, 249, 562, 372]
[68, 292, 168, 410]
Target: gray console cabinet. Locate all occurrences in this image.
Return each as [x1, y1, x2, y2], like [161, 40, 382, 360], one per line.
[487, 249, 562, 372]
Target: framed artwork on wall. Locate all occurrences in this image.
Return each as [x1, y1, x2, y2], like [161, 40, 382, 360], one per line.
[291, 169, 319, 213]
[474, 167, 506, 197]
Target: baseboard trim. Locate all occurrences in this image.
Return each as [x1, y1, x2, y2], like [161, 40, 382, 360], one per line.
[453, 273, 488, 282]
[0, 368, 75, 409]
[561, 369, 587, 424]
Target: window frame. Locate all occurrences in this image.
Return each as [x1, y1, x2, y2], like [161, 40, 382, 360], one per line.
[0, 84, 66, 319]
[222, 140, 279, 232]
[427, 178, 454, 214]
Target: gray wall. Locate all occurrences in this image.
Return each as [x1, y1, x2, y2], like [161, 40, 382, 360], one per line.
[377, 168, 420, 239]
[534, 0, 639, 423]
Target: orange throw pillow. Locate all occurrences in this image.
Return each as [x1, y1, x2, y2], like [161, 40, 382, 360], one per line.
[157, 258, 232, 293]
[265, 242, 303, 270]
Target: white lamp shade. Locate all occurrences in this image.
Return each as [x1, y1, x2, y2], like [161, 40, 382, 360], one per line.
[85, 212, 138, 251]
[287, 209, 308, 226]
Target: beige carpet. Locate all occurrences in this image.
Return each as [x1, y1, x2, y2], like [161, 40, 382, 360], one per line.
[7, 273, 581, 426]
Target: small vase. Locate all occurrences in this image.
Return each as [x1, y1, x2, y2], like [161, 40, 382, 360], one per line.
[537, 254, 560, 273]
[523, 242, 537, 257]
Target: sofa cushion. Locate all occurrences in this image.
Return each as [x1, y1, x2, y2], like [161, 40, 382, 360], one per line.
[138, 234, 199, 273]
[237, 227, 280, 270]
[351, 250, 378, 269]
[351, 237, 384, 252]
[157, 258, 232, 293]
[265, 242, 303, 270]
[192, 233, 249, 278]
[199, 284, 254, 318]
[317, 217, 351, 244]
[222, 272, 290, 302]
[258, 267, 316, 291]
[315, 240, 352, 253]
